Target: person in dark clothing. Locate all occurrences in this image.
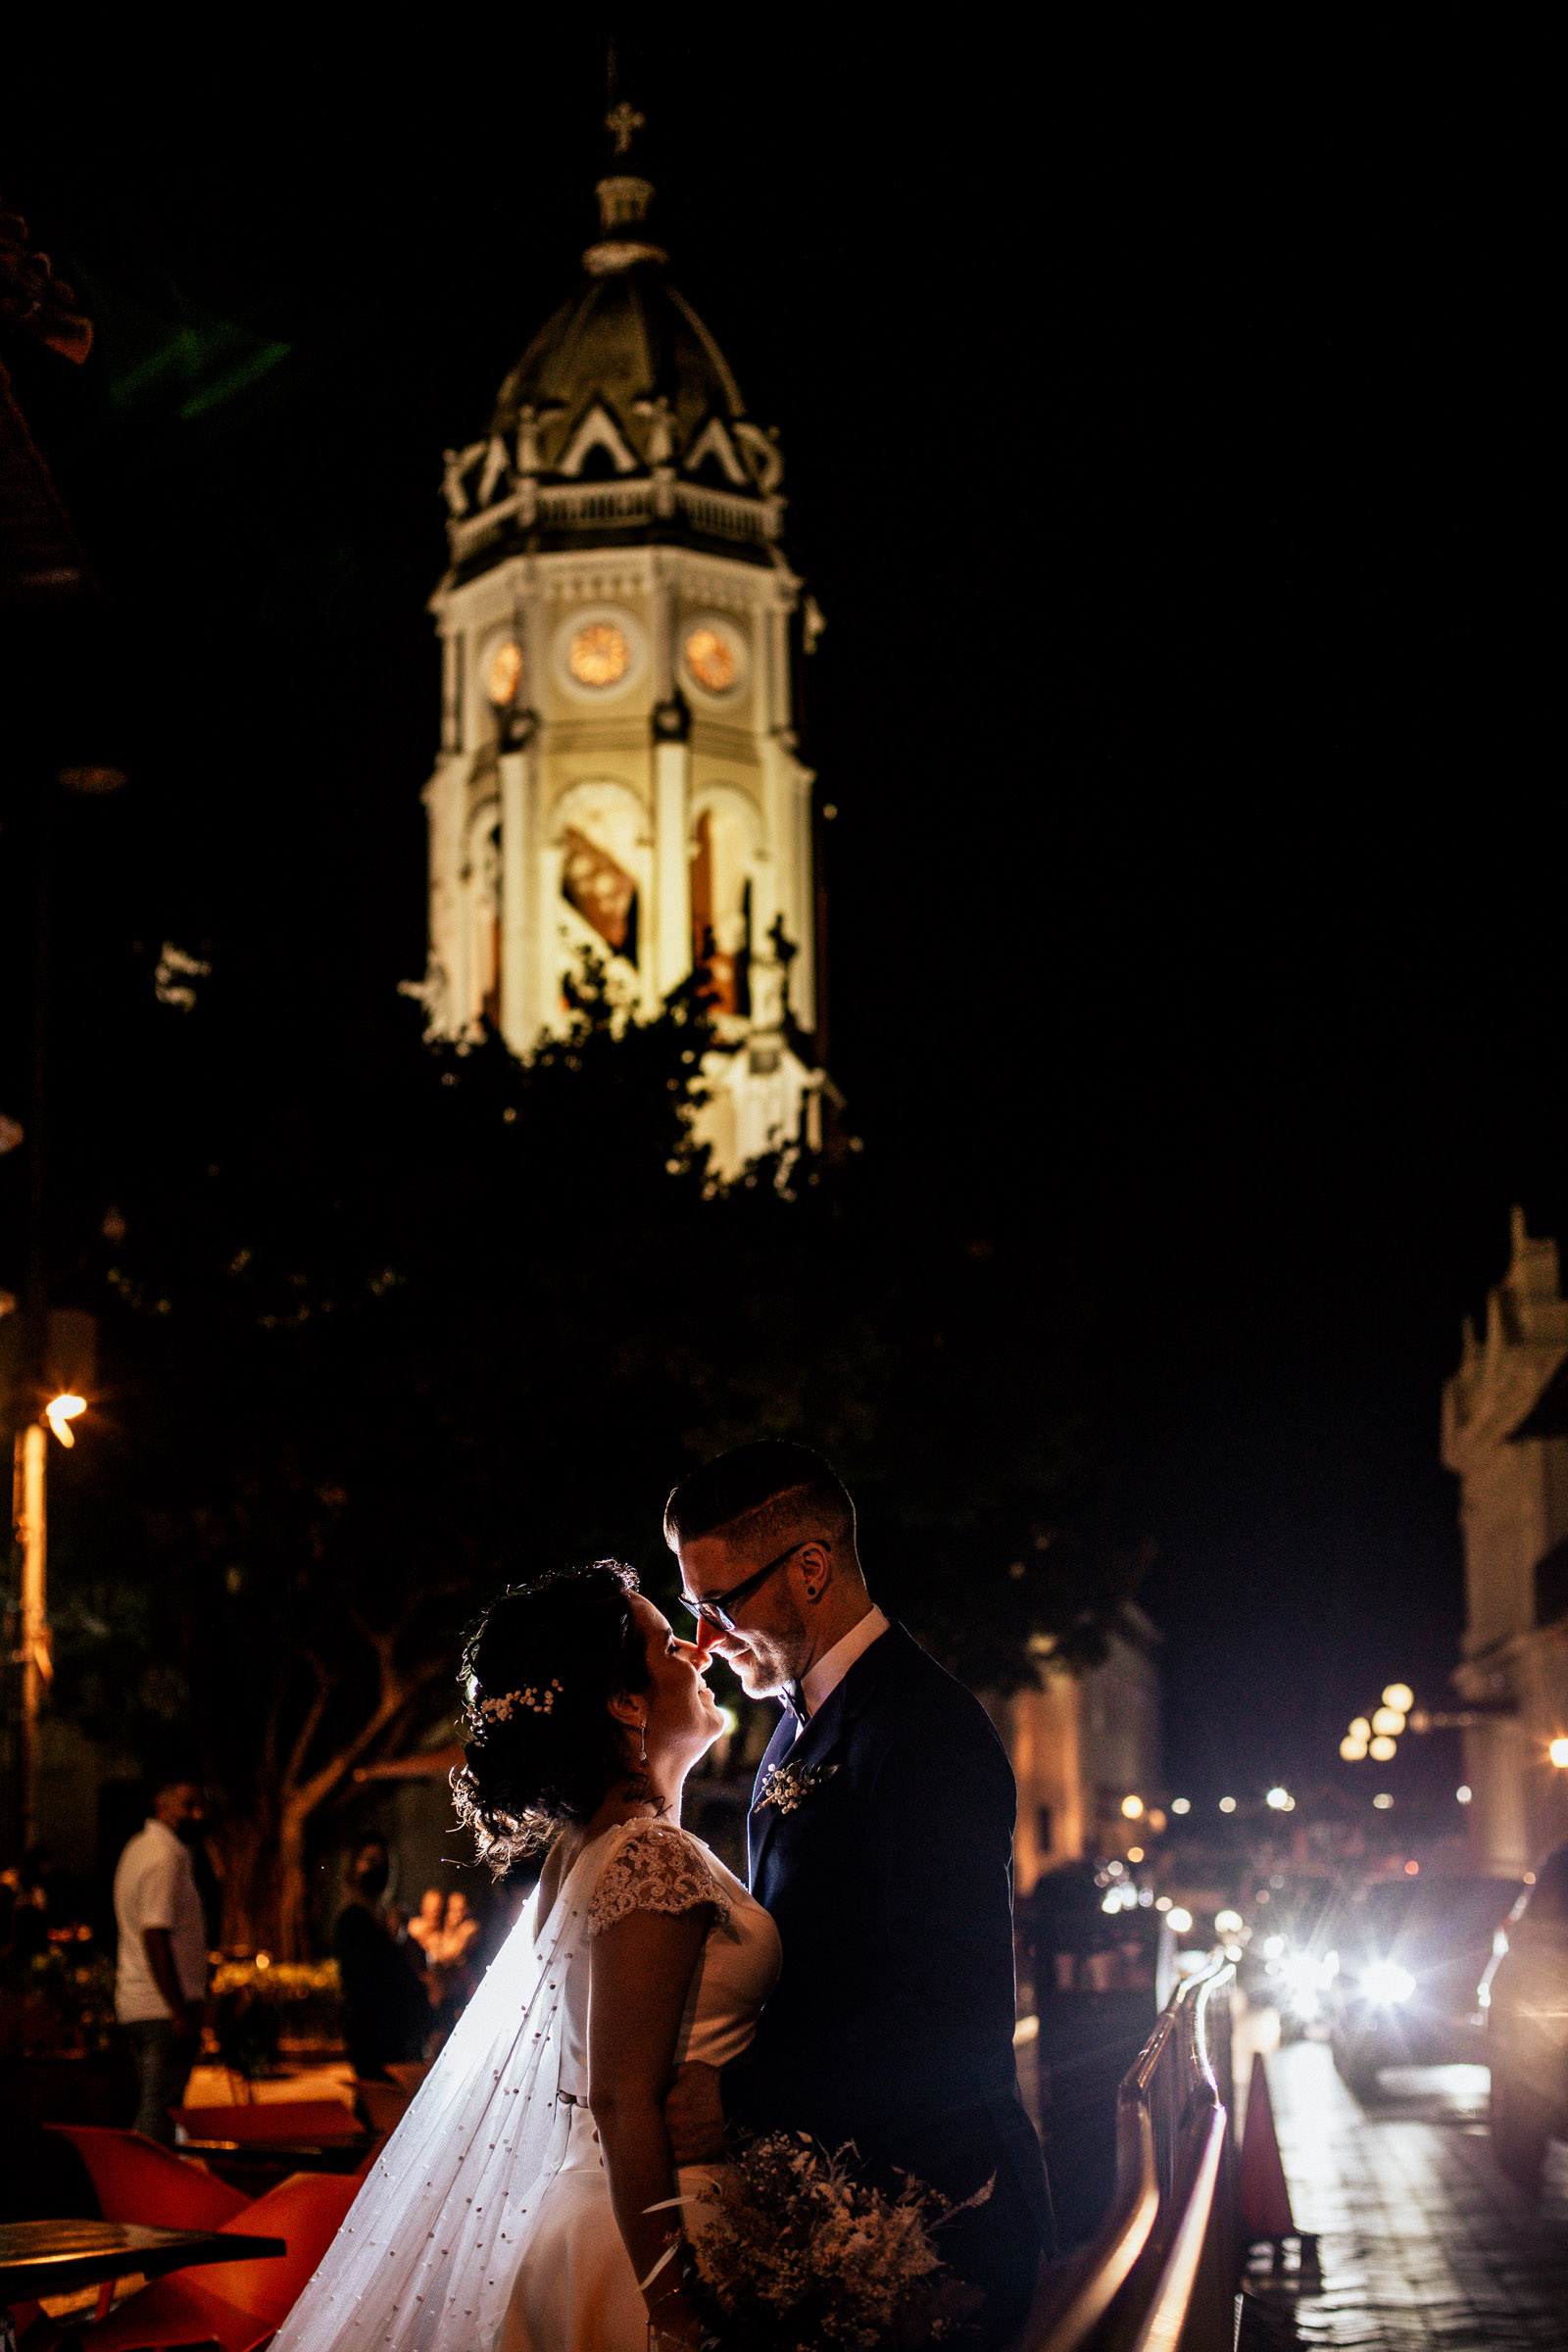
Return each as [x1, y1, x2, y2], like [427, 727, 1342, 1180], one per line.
[332, 1838, 429, 2082]
[662, 1442, 1053, 2352]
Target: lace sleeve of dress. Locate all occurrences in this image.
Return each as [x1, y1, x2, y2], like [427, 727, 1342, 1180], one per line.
[586, 1822, 731, 1937]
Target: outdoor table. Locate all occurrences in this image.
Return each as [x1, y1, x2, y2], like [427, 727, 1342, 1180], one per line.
[172, 2100, 364, 2156]
[0, 2218, 284, 2338]
[171, 2102, 368, 2180]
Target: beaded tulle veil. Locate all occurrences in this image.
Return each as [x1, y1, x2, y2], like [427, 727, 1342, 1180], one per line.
[271, 1838, 601, 2352]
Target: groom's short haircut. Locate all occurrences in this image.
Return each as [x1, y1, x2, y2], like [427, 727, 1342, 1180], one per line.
[663, 1441, 857, 1562]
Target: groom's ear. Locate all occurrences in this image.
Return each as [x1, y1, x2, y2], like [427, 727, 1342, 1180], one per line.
[798, 1539, 831, 1598]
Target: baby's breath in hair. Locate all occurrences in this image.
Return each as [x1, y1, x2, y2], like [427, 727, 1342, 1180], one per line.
[477, 1678, 564, 1723]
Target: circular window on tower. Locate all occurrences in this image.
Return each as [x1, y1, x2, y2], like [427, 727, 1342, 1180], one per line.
[569, 622, 628, 687]
[680, 613, 749, 702]
[554, 607, 646, 702]
[486, 637, 523, 709]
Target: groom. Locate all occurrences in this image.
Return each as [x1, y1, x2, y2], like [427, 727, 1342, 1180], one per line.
[663, 1442, 1052, 2348]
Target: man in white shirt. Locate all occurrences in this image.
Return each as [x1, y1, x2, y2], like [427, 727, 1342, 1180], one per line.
[114, 1778, 210, 2144]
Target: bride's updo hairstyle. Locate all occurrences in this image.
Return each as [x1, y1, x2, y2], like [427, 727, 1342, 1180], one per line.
[452, 1563, 654, 1874]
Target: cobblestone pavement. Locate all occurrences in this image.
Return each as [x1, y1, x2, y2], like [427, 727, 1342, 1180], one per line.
[1253, 2040, 1568, 2350]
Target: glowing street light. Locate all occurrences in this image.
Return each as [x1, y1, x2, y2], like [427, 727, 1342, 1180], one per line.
[1265, 1786, 1294, 1811]
[1214, 1909, 1244, 1935]
[44, 1392, 86, 1447]
[1371, 1706, 1405, 1739]
[1382, 1683, 1414, 1713]
[1456, 1785, 1472, 1803]
[1369, 1736, 1397, 1762]
[1170, 1798, 1191, 1815]
[1341, 1737, 1369, 1762]
[1218, 1796, 1236, 1813]
[1165, 1907, 1194, 1935]
[1348, 1717, 1372, 1742]
[1121, 1793, 1145, 1820]
[1372, 1792, 1394, 1810]
[1549, 1738, 1568, 1770]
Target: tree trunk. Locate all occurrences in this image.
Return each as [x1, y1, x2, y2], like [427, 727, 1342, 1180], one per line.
[276, 1801, 314, 1961]
[215, 1810, 282, 1952]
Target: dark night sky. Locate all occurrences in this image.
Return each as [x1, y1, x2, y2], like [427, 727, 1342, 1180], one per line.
[3, 20, 1559, 1806]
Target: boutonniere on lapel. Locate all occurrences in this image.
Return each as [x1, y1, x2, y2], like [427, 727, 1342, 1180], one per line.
[755, 1759, 840, 1815]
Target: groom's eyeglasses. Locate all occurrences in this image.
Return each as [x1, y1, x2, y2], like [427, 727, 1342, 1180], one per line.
[681, 1539, 815, 1636]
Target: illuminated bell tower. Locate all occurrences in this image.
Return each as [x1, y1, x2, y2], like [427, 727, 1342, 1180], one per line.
[417, 108, 823, 1173]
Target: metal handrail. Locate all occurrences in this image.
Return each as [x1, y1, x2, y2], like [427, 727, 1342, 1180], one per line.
[1028, 1952, 1237, 2352]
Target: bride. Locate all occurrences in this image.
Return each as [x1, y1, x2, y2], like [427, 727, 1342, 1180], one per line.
[271, 1562, 779, 2352]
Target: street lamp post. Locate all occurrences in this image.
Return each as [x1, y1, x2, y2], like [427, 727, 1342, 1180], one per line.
[11, 1387, 86, 1853]
[3, 751, 113, 1861]
[13, 1418, 49, 1851]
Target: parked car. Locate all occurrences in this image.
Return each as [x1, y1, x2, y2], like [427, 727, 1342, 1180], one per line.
[1481, 1841, 1568, 2193]
[1328, 1873, 1521, 2099]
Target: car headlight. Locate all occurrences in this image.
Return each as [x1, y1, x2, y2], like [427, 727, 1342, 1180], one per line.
[1360, 1960, 1415, 2005]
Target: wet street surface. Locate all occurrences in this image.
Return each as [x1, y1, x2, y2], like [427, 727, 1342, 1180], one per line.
[1252, 2039, 1568, 2349]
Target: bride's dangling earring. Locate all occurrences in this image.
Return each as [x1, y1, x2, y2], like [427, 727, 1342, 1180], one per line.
[639, 1718, 648, 1766]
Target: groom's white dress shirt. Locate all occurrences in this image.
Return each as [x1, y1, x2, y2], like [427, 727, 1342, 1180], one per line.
[794, 1603, 889, 1734]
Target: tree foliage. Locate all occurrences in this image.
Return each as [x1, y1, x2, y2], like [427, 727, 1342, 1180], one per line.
[49, 962, 1135, 1950]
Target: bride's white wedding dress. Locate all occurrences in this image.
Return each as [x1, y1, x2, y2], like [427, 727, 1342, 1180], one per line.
[271, 1819, 779, 2352]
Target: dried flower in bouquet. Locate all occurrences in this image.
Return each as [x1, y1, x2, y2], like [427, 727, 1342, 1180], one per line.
[685, 2131, 989, 2349]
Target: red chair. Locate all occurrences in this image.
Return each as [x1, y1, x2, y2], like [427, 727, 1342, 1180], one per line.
[46, 2126, 252, 2230]
[70, 2169, 360, 2351]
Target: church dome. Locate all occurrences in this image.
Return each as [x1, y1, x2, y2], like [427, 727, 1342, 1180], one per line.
[442, 165, 783, 573]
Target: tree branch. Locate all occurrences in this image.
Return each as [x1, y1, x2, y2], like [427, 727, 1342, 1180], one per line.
[280, 1649, 334, 1798]
[289, 1650, 451, 1823]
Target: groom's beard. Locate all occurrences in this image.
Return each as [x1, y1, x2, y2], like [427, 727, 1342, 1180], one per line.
[714, 1640, 788, 1700]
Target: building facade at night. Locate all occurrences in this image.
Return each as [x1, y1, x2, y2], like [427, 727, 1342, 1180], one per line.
[1442, 1207, 1568, 1873]
[1002, 1607, 1164, 1895]
[414, 128, 824, 1175]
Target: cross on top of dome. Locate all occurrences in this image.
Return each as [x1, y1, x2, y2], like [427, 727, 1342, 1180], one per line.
[606, 100, 645, 158]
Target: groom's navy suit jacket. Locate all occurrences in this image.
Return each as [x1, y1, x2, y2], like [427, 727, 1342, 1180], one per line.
[722, 1622, 1051, 2257]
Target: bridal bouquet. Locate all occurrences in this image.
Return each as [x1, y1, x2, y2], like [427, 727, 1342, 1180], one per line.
[685, 2132, 986, 2349]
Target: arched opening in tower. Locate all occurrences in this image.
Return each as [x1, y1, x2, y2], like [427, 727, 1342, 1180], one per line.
[690, 806, 751, 1018]
[469, 815, 502, 1031]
